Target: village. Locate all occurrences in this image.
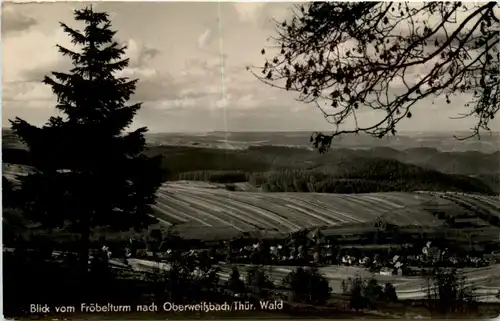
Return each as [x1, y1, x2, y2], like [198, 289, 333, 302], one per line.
[97, 218, 497, 280]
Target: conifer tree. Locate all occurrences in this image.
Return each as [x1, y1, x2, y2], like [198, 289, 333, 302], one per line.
[9, 6, 166, 273]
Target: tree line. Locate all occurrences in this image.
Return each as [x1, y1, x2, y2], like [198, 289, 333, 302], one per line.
[175, 166, 495, 194]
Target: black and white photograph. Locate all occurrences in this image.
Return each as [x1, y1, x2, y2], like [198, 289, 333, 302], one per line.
[2, 1, 500, 319]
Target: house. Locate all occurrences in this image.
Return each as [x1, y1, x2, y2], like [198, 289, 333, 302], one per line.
[379, 267, 392, 276]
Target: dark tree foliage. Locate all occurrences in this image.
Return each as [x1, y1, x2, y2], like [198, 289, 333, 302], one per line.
[342, 276, 397, 310]
[9, 7, 166, 272]
[283, 266, 332, 305]
[3, 176, 17, 209]
[252, 2, 499, 152]
[383, 282, 398, 303]
[227, 266, 246, 294]
[425, 267, 477, 314]
[246, 266, 275, 296]
[2, 176, 26, 247]
[143, 255, 222, 304]
[147, 228, 164, 259]
[175, 166, 495, 195]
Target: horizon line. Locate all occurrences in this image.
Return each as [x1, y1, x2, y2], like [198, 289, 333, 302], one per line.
[3, 127, 499, 135]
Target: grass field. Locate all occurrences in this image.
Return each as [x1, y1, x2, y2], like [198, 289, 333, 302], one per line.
[5, 162, 500, 241]
[151, 181, 500, 239]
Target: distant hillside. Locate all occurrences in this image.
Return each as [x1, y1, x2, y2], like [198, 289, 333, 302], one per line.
[144, 130, 500, 153]
[476, 174, 500, 194]
[3, 130, 498, 195]
[7, 128, 499, 152]
[338, 147, 500, 176]
[143, 145, 497, 195]
[2, 129, 26, 150]
[145, 144, 498, 175]
[142, 131, 500, 177]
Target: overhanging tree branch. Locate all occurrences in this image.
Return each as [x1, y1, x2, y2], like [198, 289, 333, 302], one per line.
[251, 1, 499, 152]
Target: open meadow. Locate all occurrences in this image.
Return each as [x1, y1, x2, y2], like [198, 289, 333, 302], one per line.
[153, 181, 500, 239]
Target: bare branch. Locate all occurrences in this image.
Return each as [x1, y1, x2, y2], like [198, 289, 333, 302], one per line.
[251, 2, 500, 151]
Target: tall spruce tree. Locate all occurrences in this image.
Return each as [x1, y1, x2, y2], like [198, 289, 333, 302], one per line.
[10, 7, 166, 272]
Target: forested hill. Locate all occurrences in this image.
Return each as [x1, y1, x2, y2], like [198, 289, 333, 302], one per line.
[145, 145, 497, 195]
[3, 135, 498, 195]
[172, 160, 495, 195]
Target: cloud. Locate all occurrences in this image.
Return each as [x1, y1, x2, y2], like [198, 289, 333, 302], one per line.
[4, 2, 492, 133]
[256, 3, 293, 30]
[1, 4, 38, 35]
[4, 32, 164, 100]
[158, 97, 198, 110]
[123, 39, 161, 68]
[3, 81, 53, 102]
[2, 2, 309, 132]
[233, 94, 258, 109]
[197, 28, 212, 49]
[132, 73, 178, 102]
[232, 3, 266, 23]
[2, 27, 73, 82]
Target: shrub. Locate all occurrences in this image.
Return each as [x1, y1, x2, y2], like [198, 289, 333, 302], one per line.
[425, 267, 477, 314]
[343, 276, 396, 310]
[283, 266, 332, 305]
[383, 282, 398, 302]
[145, 256, 222, 304]
[225, 184, 237, 191]
[246, 266, 275, 297]
[227, 266, 246, 294]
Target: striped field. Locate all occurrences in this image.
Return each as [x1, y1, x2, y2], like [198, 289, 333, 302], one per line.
[4, 164, 500, 239]
[153, 181, 500, 238]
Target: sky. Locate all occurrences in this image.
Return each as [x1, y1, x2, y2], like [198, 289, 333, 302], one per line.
[2, 1, 498, 133]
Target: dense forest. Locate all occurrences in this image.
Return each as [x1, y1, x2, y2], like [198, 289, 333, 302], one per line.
[175, 166, 494, 194]
[152, 145, 498, 195]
